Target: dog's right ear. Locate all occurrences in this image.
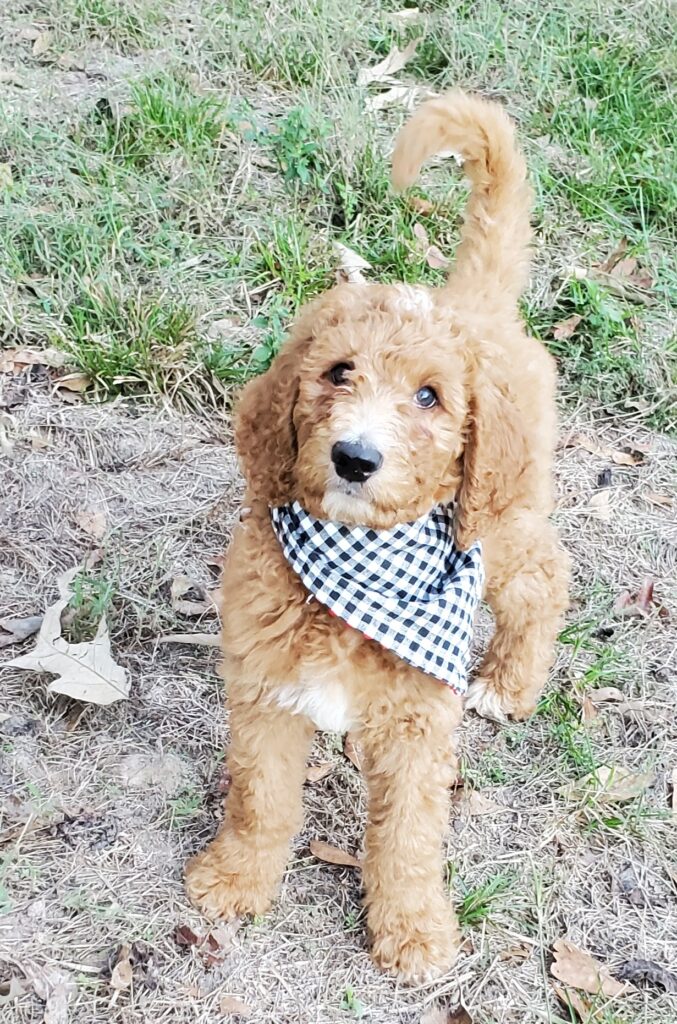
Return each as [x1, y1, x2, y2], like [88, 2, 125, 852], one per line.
[234, 328, 311, 505]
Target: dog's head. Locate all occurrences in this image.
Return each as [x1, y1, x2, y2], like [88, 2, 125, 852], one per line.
[236, 283, 529, 544]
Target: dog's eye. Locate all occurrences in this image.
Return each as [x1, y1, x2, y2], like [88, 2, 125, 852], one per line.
[327, 362, 354, 386]
[414, 385, 438, 408]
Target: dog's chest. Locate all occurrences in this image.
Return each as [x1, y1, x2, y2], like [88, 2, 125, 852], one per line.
[271, 676, 354, 733]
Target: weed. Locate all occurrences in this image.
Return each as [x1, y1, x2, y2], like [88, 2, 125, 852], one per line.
[341, 986, 365, 1019]
[64, 569, 116, 643]
[536, 690, 597, 773]
[266, 107, 331, 190]
[456, 872, 513, 928]
[167, 789, 202, 829]
[253, 218, 327, 308]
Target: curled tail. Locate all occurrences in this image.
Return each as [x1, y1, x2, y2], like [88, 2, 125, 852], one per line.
[392, 90, 532, 304]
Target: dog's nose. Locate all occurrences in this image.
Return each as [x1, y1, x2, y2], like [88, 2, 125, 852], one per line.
[331, 440, 383, 483]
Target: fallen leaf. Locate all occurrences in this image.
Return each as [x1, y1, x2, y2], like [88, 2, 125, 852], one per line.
[343, 732, 362, 770]
[0, 163, 13, 189]
[55, 371, 91, 393]
[0, 613, 43, 648]
[220, 994, 253, 1017]
[585, 488, 613, 522]
[617, 863, 647, 907]
[566, 432, 644, 466]
[498, 942, 532, 963]
[559, 765, 655, 804]
[110, 945, 133, 991]
[596, 238, 629, 274]
[551, 938, 630, 998]
[407, 196, 434, 215]
[23, 964, 76, 1024]
[580, 696, 598, 723]
[452, 789, 508, 816]
[421, 1007, 473, 1024]
[366, 84, 434, 111]
[174, 924, 200, 948]
[588, 687, 625, 705]
[309, 839, 361, 869]
[616, 958, 677, 994]
[7, 566, 129, 705]
[613, 577, 664, 619]
[412, 221, 450, 269]
[0, 976, 28, 1006]
[334, 242, 371, 285]
[170, 575, 218, 617]
[552, 983, 594, 1021]
[305, 762, 333, 783]
[157, 632, 220, 647]
[174, 922, 239, 966]
[358, 37, 419, 86]
[32, 30, 53, 57]
[74, 510, 107, 542]
[552, 314, 582, 340]
[642, 490, 673, 510]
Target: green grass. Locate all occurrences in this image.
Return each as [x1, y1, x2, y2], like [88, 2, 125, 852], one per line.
[455, 872, 514, 928]
[0, 0, 674, 423]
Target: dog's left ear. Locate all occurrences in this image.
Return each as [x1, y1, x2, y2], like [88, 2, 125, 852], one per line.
[455, 357, 530, 549]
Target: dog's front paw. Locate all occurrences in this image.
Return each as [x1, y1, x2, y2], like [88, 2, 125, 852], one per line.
[465, 676, 538, 722]
[370, 906, 461, 984]
[185, 839, 277, 921]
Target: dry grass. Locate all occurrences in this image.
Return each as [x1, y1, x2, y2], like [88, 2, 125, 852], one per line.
[1, 0, 677, 1022]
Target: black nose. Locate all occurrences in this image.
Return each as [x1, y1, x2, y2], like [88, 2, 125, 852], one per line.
[331, 440, 383, 483]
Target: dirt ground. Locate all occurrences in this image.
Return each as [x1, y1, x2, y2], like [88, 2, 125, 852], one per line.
[1, 382, 676, 1024]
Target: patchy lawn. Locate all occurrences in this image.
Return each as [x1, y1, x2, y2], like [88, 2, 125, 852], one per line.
[1, 1, 676, 1022]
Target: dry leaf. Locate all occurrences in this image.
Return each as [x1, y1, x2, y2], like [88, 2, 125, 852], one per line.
[585, 488, 612, 522]
[642, 490, 673, 509]
[7, 566, 129, 705]
[174, 922, 239, 967]
[551, 938, 629, 998]
[0, 614, 43, 648]
[23, 964, 76, 1024]
[552, 983, 594, 1021]
[305, 762, 333, 783]
[343, 732, 362, 770]
[32, 30, 53, 56]
[110, 945, 133, 991]
[613, 577, 664, 619]
[408, 196, 434, 215]
[566, 432, 643, 466]
[174, 924, 200, 947]
[157, 631, 220, 646]
[309, 839, 361, 869]
[552, 314, 582, 340]
[170, 575, 218, 617]
[559, 765, 655, 804]
[0, 346, 67, 372]
[220, 994, 253, 1017]
[334, 242, 371, 284]
[588, 687, 625, 705]
[580, 697, 598, 723]
[615, 958, 677, 994]
[358, 37, 419, 86]
[55, 372, 91, 393]
[596, 238, 629, 274]
[74, 509, 107, 542]
[412, 221, 449, 269]
[366, 84, 434, 111]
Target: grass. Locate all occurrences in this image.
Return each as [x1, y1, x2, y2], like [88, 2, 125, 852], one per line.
[455, 872, 514, 929]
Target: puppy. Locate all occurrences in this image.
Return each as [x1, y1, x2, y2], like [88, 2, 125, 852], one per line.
[185, 90, 570, 983]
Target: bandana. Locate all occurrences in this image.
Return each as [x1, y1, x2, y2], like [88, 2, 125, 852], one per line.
[269, 501, 484, 694]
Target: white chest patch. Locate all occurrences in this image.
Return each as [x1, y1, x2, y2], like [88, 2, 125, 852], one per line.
[272, 678, 353, 733]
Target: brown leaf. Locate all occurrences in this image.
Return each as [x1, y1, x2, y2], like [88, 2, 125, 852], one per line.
[0, 346, 67, 373]
[309, 839, 361, 869]
[74, 509, 107, 542]
[32, 29, 53, 57]
[220, 994, 253, 1017]
[551, 938, 630, 997]
[596, 237, 629, 274]
[366, 85, 435, 112]
[580, 697, 598, 723]
[615, 958, 677, 994]
[452, 789, 508, 816]
[55, 371, 91, 393]
[110, 944, 133, 991]
[566, 432, 643, 466]
[552, 983, 594, 1021]
[408, 196, 434, 215]
[559, 765, 655, 804]
[642, 490, 673, 509]
[170, 575, 219, 617]
[585, 488, 613, 522]
[23, 964, 76, 1024]
[305, 762, 333, 783]
[425, 244, 450, 269]
[357, 37, 419, 86]
[588, 687, 625, 705]
[174, 924, 200, 947]
[0, 613, 43, 648]
[421, 1006, 473, 1024]
[343, 732, 362, 770]
[334, 242, 371, 284]
[552, 314, 582, 340]
[613, 577, 664, 619]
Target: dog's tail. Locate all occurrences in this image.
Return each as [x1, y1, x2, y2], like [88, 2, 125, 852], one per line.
[392, 90, 532, 305]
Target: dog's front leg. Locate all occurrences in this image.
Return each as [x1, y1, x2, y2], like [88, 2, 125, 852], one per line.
[185, 686, 314, 920]
[359, 682, 462, 984]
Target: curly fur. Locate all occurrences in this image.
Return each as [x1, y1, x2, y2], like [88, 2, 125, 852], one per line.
[185, 90, 570, 983]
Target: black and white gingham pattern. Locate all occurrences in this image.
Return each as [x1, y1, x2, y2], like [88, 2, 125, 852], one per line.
[270, 501, 484, 694]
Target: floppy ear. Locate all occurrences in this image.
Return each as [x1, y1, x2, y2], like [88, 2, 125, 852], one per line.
[455, 362, 530, 549]
[235, 329, 310, 505]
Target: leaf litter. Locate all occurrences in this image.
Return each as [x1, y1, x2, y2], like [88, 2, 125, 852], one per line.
[551, 937, 630, 997]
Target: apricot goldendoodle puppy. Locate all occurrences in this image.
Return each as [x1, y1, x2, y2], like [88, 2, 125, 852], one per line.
[185, 91, 570, 982]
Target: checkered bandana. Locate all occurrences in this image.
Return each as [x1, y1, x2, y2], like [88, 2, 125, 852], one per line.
[270, 501, 484, 694]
